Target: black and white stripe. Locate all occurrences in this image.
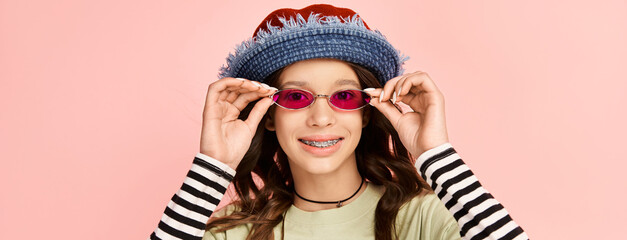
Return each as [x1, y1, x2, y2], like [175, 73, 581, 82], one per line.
[150, 153, 234, 240]
[150, 143, 528, 240]
[416, 143, 528, 240]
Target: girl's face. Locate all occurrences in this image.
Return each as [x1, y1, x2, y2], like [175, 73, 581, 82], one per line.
[265, 58, 368, 177]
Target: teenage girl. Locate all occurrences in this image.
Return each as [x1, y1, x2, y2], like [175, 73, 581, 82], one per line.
[150, 4, 528, 240]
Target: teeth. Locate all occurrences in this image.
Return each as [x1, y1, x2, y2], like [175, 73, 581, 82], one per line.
[300, 139, 341, 148]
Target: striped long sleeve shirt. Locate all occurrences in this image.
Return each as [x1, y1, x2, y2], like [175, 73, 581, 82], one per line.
[150, 142, 528, 240]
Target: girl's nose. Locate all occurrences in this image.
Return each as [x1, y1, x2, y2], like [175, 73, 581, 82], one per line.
[306, 96, 336, 127]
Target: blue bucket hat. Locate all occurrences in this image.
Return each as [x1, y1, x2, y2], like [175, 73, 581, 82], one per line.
[218, 4, 408, 85]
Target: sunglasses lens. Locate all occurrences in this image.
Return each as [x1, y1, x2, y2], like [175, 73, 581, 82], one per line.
[273, 89, 314, 109]
[329, 90, 371, 110]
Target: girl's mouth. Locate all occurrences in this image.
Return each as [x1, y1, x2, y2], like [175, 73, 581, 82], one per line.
[298, 138, 343, 148]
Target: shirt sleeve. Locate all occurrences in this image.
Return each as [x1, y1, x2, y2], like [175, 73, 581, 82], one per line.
[149, 153, 236, 240]
[415, 143, 529, 240]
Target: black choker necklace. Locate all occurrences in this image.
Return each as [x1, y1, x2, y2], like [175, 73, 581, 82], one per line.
[293, 178, 365, 208]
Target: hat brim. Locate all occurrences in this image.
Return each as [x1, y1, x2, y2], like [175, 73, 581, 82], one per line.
[219, 14, 406, 85]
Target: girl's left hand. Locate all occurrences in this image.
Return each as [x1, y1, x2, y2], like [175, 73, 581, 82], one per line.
[365, 71, 450, 157]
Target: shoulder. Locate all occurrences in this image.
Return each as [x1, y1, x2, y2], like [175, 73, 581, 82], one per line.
[397, 192, 446, 221]
[204, 204, 253, 240]
[211, 203, 240, 218]
[395, 192, 461, 239]
[399, 192, 445, 215]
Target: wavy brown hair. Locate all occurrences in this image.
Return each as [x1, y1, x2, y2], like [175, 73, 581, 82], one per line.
[206, 61, 431, 240]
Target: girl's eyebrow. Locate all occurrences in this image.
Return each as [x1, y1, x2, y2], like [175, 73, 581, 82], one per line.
[279, 81, 307, 89]
[335, 79, 361, 88]
[279, 79, 360, 89]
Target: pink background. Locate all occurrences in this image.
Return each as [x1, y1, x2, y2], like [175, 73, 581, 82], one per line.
[1, 0, 625, 239]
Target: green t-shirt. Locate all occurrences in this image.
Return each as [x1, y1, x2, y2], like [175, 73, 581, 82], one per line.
[205, 183, 461, 239]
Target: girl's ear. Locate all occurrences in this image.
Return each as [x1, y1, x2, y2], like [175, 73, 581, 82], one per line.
[265, 114, 276, 131]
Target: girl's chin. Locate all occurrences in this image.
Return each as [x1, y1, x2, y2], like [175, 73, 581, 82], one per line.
[289, 155, 351, 176]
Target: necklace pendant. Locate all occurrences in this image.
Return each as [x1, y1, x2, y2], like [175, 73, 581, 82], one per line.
[337, 201, 343, 208]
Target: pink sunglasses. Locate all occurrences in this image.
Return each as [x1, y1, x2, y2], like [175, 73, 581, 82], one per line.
[271, 89, 372, 110]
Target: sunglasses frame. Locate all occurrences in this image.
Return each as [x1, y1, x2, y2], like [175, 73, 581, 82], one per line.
[270, 88, 372, 111]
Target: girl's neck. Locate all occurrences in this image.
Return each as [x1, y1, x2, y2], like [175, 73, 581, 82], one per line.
[291, 168, 366, 212]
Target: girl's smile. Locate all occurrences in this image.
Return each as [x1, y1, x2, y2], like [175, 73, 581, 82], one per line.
[298, 135, 344, 157]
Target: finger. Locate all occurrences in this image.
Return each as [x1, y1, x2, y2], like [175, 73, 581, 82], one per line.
[363, 88, 389, 105]
[368, 96, 403, 127]
[407, 72, 441, 95]
[393, 76, 410, 104]
[247, 80, 264, 92]
[393, 72, 428, 100]
[225, 86, 270, 94]
[396, 92, 422, 113]
[395, 76, 415, 103]
[225, 91, 240, 102]
[259, 82, 278, 92]
[363, 88, 382, 99]
[244, 97, 274, 131]
[208, 78, 272, 103]
[398, 91, 417, 103]
[208, 78, 247, 104]
[380, 75, 405, 103]
[225, 85, 276, 110]
[232, 91, 273, 111]
[397, 73, 446, 114]
[227, 81, 277, 95]
[225, 86, 253, 94]
[218, 90, 230, 101]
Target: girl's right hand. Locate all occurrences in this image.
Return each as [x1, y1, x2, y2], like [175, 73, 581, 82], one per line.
[200, 77, 277, 170]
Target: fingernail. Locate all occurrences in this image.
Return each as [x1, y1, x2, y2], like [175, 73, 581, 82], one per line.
[398, 87, 402, 95]
[379, 90, 384, 103]
[363, 88, 375, 92]
[392, 91, 397, 104]
[251, 81, 262, 88]
[260, 83, 271, 89]
[236, 78, 246, 81]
